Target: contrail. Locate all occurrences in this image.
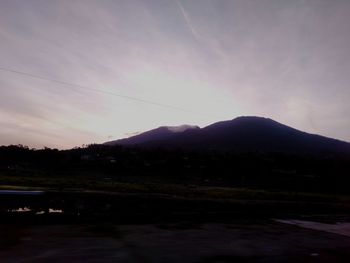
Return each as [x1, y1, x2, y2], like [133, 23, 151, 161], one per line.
[176, 0, 201, 42]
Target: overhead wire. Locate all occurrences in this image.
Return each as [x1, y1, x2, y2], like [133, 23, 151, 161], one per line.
[0, 67, 205, 116]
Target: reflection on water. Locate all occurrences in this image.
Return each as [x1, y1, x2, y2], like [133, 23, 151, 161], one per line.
[10, 207, 32, 213]
[275, 219, 350, 237]
[8, 207, 63, 214]
[49, 208, 63, 213]
[1, 190, 64, 215]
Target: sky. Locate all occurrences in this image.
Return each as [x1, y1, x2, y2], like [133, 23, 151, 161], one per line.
[0, 0, 349, 149]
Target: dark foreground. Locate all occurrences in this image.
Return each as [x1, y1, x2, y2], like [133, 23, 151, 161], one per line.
[1, 218, 350, 263]
[1, 145, 350, 261]
[0, 191, 350, 262]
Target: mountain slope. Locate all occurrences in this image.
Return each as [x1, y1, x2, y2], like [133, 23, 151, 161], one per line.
[105, 125, 199, 146]
[105, 116, 350, 154]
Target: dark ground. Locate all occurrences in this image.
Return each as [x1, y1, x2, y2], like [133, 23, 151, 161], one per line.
[1, 145, 350, 262]
[0, 218, 350, 263]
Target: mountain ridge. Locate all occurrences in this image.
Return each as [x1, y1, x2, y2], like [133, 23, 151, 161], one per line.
[105, 124, 200, 146]
[104, 116, 350, 154]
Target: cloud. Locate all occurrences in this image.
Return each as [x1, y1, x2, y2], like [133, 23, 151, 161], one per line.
[0, 0, 349, 148]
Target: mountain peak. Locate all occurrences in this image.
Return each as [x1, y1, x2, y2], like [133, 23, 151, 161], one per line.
[104, 116, 350, 154]
[105, 124, 199, 146]
[232, 116, 273, 121]
[229, 116, 282, 126]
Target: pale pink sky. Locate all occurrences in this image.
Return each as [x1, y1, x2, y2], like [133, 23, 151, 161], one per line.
[0, 0, 349, 148]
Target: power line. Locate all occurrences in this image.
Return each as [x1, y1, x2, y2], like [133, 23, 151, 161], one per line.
[0, 66, 203, 115]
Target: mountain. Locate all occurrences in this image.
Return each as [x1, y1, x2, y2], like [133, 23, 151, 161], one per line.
[105, 116, 350, 154]
[105, 125, 200, 146]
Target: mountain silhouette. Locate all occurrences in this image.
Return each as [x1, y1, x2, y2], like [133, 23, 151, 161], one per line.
[105, 125, 199, 146]
[105, 116, 350, 154]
